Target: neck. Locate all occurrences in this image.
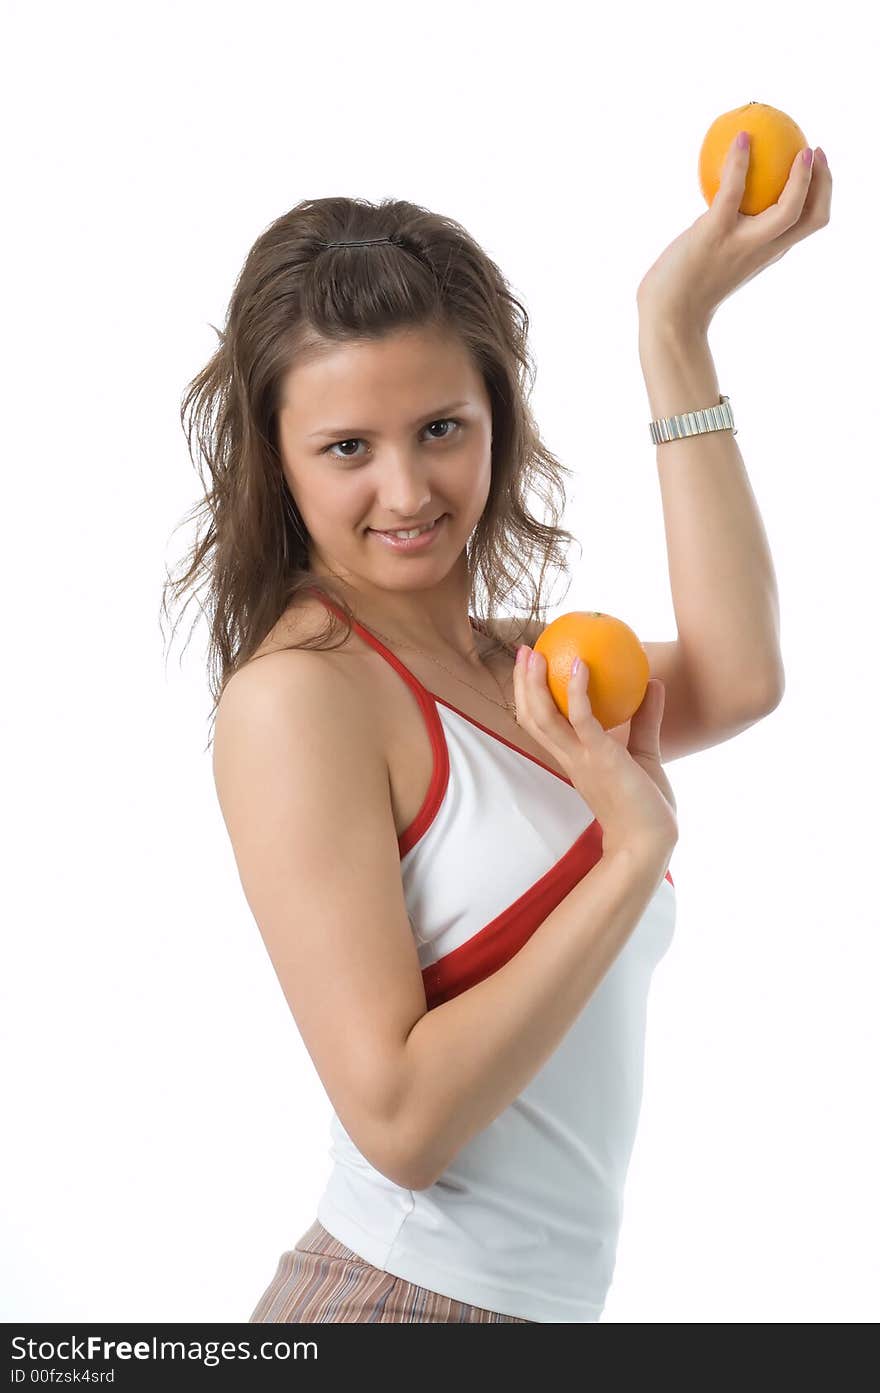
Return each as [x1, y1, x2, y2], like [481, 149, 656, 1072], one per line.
[307, 568, 483, 666]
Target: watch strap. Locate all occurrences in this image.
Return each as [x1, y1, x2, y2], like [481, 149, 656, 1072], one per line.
[649, 394, 737, 445]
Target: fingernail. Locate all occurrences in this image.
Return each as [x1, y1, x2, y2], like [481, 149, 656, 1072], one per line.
[816, 147, 828, 167]
[736, 130, 750, 151]
[572, 657, 581, 676]
[528, 650, 537, 670]
[802, 147, 813, 167]
[516, 645, 526, 666]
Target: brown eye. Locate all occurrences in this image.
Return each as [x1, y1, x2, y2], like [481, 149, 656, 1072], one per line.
[323, 418, 462, 461]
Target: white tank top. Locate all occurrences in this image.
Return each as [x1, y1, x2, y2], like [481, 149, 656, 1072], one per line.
[309, 588, 677, 1322]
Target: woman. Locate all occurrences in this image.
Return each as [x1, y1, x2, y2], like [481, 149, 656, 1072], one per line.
[164, 150, 826, 1320]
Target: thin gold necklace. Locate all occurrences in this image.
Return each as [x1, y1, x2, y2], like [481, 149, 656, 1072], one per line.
[359, 617, 518, 721]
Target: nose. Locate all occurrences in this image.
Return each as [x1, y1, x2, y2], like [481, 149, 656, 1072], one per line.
[374, 448, 434, 517]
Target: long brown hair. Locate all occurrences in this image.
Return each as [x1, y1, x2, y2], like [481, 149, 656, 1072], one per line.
[160, 195, 581, 749]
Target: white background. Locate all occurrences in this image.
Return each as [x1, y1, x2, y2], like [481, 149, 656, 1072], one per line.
[3, 0, 877, 1324]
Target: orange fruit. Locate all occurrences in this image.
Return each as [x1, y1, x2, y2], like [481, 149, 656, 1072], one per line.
[533, 611, 649, 731]
[699, 101, 809, 216]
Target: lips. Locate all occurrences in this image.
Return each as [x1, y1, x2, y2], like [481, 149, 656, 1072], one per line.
[367, 513, 449, 551]
[370, 515, 443, 535]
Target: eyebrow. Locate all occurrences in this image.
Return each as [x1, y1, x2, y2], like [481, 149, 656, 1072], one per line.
[306, 400, 471, 439]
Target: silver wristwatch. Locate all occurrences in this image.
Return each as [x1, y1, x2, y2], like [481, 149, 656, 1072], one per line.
[649, 394, 737, 445]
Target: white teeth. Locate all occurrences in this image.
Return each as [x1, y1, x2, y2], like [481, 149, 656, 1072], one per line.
[385, 520, 436, 539]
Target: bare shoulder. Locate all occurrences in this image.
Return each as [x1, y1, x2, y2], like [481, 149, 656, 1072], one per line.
[247, 590, 349, 663]
[223, 592, 357, 690]
[214, 592, 371, 763]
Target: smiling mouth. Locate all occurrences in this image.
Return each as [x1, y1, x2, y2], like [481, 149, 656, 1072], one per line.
[368, 514, 446, 535]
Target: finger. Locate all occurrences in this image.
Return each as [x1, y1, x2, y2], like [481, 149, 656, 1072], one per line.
[739, 143, 823, 245]
[537, 650, 607, 756]
[513, 645, 546, 736]
[518, 648, 597, 764]
[513, 645, 532, 726]
[744, 143, 832, 256]
[795, 146, 832, 224]
[630, 677, 665, 724]
[710, 130, 755, 227]
[566, 659, 605, 740]
[519, 649, 558, 737]
[627, 680, 666, 759]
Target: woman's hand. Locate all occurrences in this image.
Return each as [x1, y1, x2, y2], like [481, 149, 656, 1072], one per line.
[513, 647, 679, 864]
[636, 134, 832, 336]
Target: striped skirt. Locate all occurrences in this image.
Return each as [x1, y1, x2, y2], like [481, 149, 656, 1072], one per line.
[249, 1219, 533, 1323]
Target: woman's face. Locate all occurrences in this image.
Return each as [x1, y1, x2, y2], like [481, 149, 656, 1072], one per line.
[277, 325, 493, 592]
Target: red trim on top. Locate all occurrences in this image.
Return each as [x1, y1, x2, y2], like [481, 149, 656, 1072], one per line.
[432, 693, 574, 784]
[425, 695, 673, 884]
[421, 818, 606, 1009]
[306, 586, 448, 857]
[398, 733, 448, 859]
[304, 587, 673, 895]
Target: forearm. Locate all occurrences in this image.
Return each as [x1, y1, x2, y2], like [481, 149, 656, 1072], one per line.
[638, 319, 785, 709]
[394, 846, 670, 1191]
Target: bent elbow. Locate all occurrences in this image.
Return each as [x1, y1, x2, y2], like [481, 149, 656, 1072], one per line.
[757, 668, 786, 714]
[379, 1119, 442, 1193]
[382, 1137, 440, 1193]
[371, 1150, 436, 1193]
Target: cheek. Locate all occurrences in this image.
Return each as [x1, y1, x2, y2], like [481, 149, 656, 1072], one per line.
[307, 476, 370, 528]
[466, 459, 493, 515]
[455, 444, 492, 497]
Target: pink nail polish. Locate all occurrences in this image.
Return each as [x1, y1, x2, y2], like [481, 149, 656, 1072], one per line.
[802, 147, 813, 166]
